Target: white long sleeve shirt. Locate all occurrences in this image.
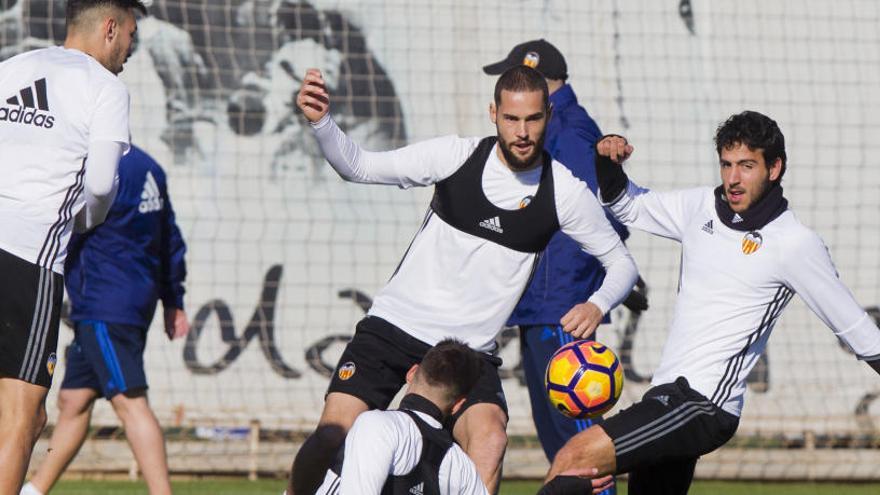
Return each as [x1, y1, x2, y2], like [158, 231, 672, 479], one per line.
[0, 46, 130, 273]
[606, 182, 880, 416]
[314, 409, 488, 495]
[311, 115, 638, 352]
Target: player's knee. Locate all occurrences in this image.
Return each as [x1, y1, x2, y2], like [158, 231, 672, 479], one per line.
[110, 389, 149, 419]
[33, 405, 48, 439]
[57, 390, 89, 415]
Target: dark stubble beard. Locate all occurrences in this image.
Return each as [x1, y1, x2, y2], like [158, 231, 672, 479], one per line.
[498, 129, 547, 171]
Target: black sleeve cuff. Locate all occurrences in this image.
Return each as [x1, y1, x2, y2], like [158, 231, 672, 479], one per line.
[595, 135, 630, 203]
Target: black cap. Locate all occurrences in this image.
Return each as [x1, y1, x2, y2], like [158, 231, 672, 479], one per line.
[482, 39, 568, 80]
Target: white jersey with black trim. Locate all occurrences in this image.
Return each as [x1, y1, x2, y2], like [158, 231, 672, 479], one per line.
[606, 182, 880, 416]
[311, 115, 638, 352]
[0, 46, 130, 273]
[314, 409, 488, 495]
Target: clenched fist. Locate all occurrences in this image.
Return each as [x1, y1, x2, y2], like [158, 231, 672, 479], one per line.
[596, 135, 633, 164]
[296, 68, 331, 123]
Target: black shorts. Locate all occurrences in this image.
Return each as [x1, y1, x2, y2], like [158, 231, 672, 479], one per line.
[327, 316, 508, 423]
[0, 248, 63, 387]
[601, 377, 739, 475]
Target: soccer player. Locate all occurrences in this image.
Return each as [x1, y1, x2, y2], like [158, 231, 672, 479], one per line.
[20, 145, 188, 495]
[543, 111, 880, 495]
[290, 65, 639, 494]
[484, 40, 637, 484]
[313, 339, 487, 495]
[0, 1, 145, 491]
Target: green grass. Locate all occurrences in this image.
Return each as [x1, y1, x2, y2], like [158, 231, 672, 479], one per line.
[50, 479, 880, 494]
[498, 481, 880, 495]
[52, 479, 284, 495]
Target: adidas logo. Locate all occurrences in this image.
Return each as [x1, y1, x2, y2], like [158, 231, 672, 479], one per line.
[0, 78, 55, 128]
[652, 395, 670, 407]
[139, 171, 164, 213]
[478, 216, 503, 234]
[409, 482, 424, 495]
[732, 213, 744, 224]
[701, 220, 714, 234]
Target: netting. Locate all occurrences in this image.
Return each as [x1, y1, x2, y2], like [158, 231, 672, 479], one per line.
[4, 0, 880, 480]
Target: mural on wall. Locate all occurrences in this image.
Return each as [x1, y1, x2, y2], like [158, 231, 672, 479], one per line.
[2, 0, 406, 172]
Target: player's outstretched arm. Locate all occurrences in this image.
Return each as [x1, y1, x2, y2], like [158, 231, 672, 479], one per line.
[594, 134, 702, 241]
[295, 69, 471, 187]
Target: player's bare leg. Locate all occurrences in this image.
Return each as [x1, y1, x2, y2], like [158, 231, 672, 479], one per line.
[0, 376, 48, 493]
[110, 390, 172, 495]
[288, 392, 369, 494]
[28, 388, 99, 493]
[545, 424, 616, 481]
[452, 403, 508, 494]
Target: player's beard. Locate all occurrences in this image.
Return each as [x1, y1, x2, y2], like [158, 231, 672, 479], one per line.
[497, 131, 546, 171]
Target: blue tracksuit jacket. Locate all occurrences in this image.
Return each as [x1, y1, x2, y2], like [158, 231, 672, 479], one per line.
[65, 146, 187, 328]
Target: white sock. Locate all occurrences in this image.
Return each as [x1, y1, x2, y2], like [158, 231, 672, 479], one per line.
[20, 482, 44, 495]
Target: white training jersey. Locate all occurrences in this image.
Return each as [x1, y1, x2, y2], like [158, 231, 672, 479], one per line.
[311, 115, 638, 352]
[0, 47, 130, 273]
[606, 182, 880, 416]
[314, 409, 488, 495]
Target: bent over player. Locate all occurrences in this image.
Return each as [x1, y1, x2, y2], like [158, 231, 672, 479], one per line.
[314, 339, 487, 495]
[0, 1, 145, 491]
[290, 66, 639, 494]
[544, 111, 880, 495]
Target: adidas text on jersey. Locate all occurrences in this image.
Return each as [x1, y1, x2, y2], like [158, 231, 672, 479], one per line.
[1, 78, 55, 129]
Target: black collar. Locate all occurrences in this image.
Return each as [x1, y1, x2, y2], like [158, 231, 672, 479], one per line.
[399, 393, 445, 424]
[714, 183, 788, 231]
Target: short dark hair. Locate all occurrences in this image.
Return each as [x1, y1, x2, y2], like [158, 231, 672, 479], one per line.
[417, 339, 482, 404]
[66, 0, 148, 27]
[493, 65, 549, 109]
[714, 110, 787, 182]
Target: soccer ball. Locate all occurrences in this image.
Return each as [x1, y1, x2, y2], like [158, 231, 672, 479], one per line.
[545, 340, 624, 419]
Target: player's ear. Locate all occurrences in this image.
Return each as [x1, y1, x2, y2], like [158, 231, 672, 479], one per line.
[405, 364, 419, 385]
[104, 14, 118, 42]
[768, 157, 782, 182]
[489, 102, 497, 125]
[449, 396, 467, 416]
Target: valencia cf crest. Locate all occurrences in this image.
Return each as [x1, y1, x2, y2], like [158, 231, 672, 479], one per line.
[523, 51, 540, 69]
[742, 231, 763, 255]
[338, 362, 356, 381]
[46, 353, 57, 376]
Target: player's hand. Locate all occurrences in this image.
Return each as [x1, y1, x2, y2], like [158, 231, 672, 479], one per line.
[560, 302, 603, 339]
[296, 68, 330, 123]
[622, 275, 649, 313]
[596, 135, 633, 164]
[588, 474, 615, 494]
[164, 307, 190, 340]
